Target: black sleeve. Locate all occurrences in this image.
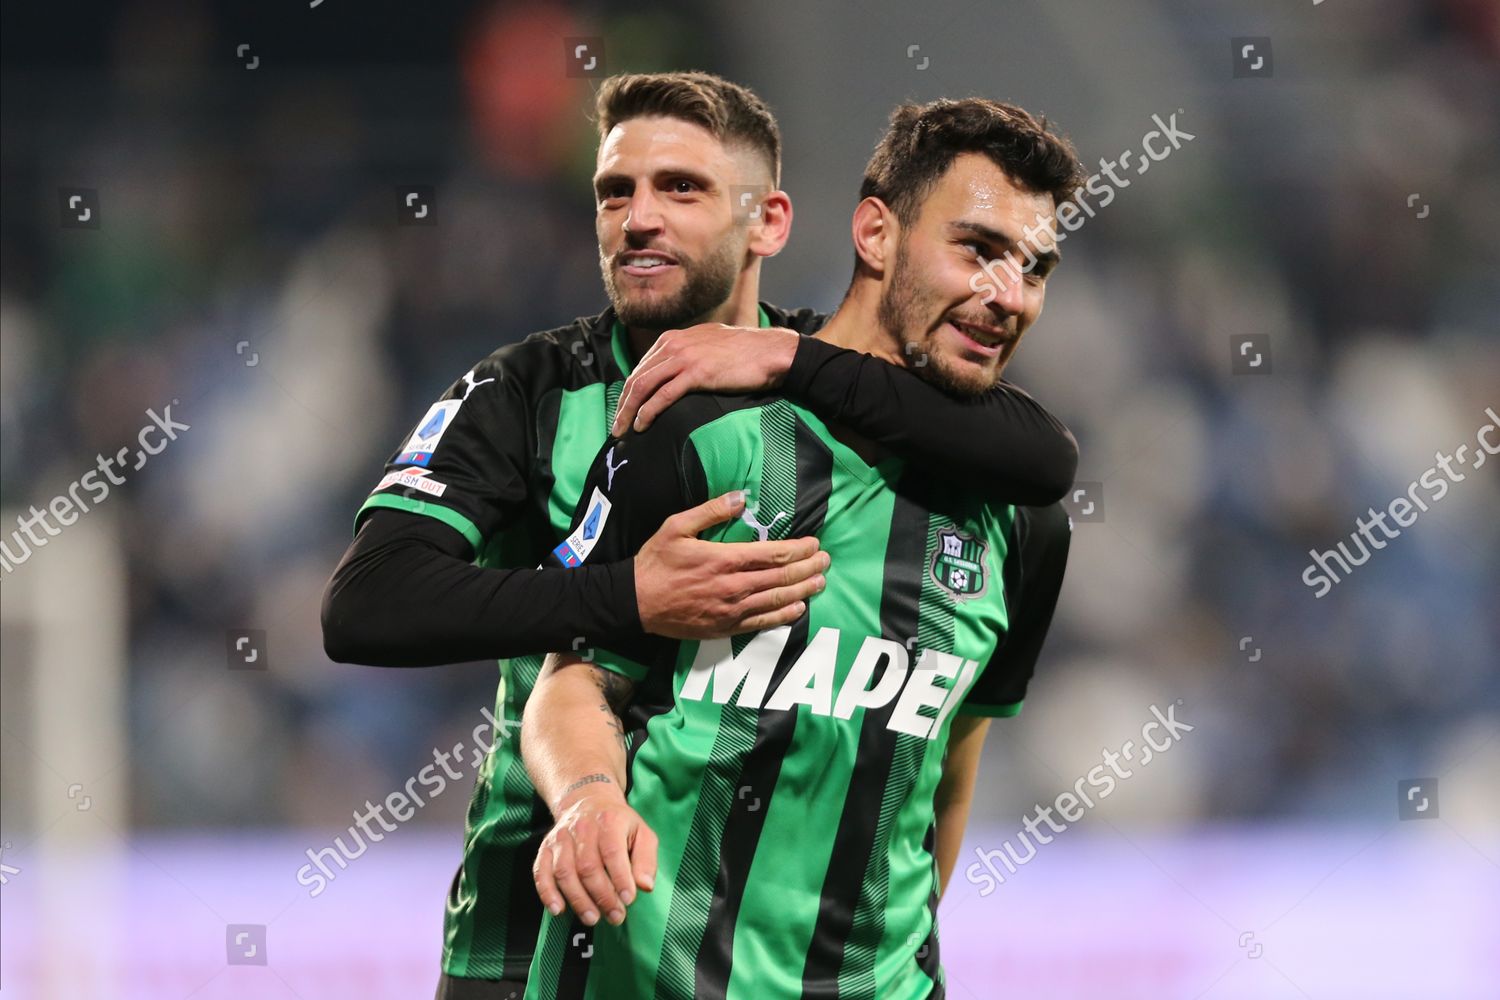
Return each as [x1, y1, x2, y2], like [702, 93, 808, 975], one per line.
[321, 509, 642, 666]
[326, 342, 657, 666]
[960, 502, 1072, 716]
[541, 409, 711, 676]
[353, 354, 538, 558]
[780, 336, 1078, 505]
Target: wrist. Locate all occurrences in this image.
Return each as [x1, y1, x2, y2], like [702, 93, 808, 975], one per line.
[631, 556, 659, 634]
[612, 556, 643, 632]
[763, 327, 800, 388]
[553, 773, 625, 816]
[780, 330, 835, 397]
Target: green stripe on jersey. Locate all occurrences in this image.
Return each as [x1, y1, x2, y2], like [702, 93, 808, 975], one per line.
[527, 401, 1017, 1000]
[446, 309, 777, 982]
[355, 493, 484, 551]
[443, 382, 620, 980]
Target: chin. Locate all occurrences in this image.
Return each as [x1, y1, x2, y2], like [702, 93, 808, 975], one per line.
[923, 352, 1003, 397]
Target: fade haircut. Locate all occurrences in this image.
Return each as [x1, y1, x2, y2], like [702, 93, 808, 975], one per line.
[595, 71, 782, 185]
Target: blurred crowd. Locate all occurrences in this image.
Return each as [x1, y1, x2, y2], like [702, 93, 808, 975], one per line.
[2, 0, 1496, 842]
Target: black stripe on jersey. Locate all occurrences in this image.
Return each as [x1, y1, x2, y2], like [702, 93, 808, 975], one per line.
[556, 917, 594, 997]
[453, 746, 548, 980]
[799, 476, 930, 999]
[535, 387, 565, 518]
[690, 416, 834, 1000]
[500, 815, 548, 979]
[916, 820, 942, 990]
[882, 511, 952, 994]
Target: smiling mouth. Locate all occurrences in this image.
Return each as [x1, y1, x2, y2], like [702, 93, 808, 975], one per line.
[945, 319, 1010, 356]
[618, 251, 680, 278]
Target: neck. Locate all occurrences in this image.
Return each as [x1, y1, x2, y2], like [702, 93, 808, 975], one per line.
[626, 265, 763, 362]
[814, 279, 904, 366]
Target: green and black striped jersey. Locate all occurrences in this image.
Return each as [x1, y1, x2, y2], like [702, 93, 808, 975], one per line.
[356, 305, 818, 982]
[529, 388, 1071, 999]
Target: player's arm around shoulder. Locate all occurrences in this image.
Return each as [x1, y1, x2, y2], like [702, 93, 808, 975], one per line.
[611, 316, 1079, 505]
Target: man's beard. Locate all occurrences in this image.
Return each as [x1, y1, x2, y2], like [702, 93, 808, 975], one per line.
[877, 240, 1005, 398]
[601, 236, 744, 331]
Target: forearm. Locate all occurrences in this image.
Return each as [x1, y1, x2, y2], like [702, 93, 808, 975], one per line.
[933, 783, 977, 897]
[934, 714, 990, 897]
[522, 654, 633, 818]
[783, 337, 1078, 504]
[321, 510, 642, 666]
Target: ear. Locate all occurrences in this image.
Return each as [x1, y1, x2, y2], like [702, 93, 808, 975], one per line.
[746, 190, 793, 258]
[851, 197, 897, 276]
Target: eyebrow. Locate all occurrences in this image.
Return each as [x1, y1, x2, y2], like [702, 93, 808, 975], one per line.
[593, 164, 719, 197]
[948, 220, 1061, 272]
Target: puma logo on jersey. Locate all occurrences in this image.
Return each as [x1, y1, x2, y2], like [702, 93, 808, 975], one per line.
[679, 626, 981, 740]
[605, 447, 628, 490]
[460, 369, 495, 399]
[741, 506, 788, 542]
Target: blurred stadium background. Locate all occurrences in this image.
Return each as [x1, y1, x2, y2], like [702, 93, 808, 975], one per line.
[2, 1, 1497, 997]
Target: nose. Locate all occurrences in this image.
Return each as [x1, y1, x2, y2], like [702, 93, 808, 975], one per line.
[623, 188, 665, 238]
[980, 253, 1026, 318]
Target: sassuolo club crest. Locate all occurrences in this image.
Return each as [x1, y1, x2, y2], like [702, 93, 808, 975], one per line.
[931, 527, 988, 600]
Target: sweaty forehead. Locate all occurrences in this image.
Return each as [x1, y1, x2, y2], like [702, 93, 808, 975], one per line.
[595, 115, 770, 186]
[922, 153, 1058, 245]
[597, 116, 731, 172]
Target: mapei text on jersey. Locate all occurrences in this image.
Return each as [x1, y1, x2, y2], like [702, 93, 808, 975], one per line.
[678, 625, 982, 740]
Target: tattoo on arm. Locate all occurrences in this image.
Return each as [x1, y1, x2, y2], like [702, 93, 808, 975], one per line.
[560, 773, 613, 799]
[591, 665, 635, 713]
[587, 665, 634, 751]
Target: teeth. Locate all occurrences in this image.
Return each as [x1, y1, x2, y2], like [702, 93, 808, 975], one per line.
[628, 257, 670, 268]
[955, 322, 998, 345]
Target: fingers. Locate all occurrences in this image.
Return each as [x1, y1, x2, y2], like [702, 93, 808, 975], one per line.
[613, 355, 679, 436]
[631, 822, 659, 893]
[669, 491, 750, 536]
[537, 811, 629, 927]
[725, 536, 823, 570]
[743, 579, 825, 616]
[533, 837, 565, 917]
[722, 567, 826, 634]
[734, 555, 830, 604]
[703, 551, 828, 634]
[571, 823, 626, 926]
[537, 807, 657, 928]
[631, 375, 688, 433]
[543, 835, 600, 926]
[595, 815, 640, 922]
[735, 601, 809, 634]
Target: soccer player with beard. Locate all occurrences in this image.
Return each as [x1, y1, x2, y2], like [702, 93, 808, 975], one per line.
[522, 97, 1084, 1000]
[322, 75, 1077, 1000]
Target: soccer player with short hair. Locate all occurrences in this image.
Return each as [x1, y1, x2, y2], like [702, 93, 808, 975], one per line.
[521, 97, 1085, 1000]
[323, 75, 1077, 1000]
